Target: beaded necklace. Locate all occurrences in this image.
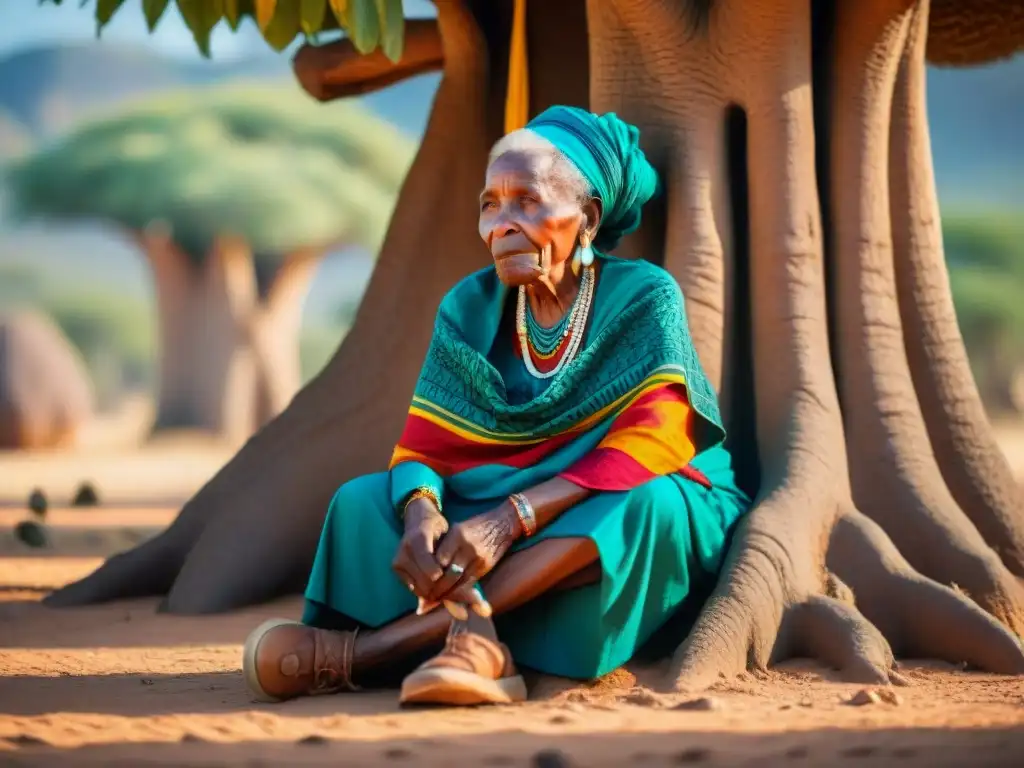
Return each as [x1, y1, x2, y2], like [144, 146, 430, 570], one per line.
[516, 265, 595, 379]
[525, 298, 574, 355]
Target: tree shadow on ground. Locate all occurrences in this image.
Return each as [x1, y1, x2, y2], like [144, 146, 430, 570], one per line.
[0, 595, 304, 650]
[2, 726, 1023, 767]
[0, 671, 407, 717]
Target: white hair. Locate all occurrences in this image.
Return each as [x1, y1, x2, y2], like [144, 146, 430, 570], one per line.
[488, 129, 591, 206]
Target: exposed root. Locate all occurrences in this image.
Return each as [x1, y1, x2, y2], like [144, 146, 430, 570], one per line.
[829, 507, 1024, 673]
[787, 595, 895, 685]
[42, 530, 187, 607]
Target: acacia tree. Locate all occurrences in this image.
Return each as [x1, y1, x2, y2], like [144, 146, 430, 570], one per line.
[44, 0, 1024, 686]
[7, 87, 413, 441]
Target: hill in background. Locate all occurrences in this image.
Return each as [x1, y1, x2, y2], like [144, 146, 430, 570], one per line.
[0, 41, 439, 141]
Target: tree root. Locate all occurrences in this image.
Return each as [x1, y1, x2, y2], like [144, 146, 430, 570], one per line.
[829, 508, 1024, 674]
[667, 497, 1024, 693]
[42, 528, 188, 607]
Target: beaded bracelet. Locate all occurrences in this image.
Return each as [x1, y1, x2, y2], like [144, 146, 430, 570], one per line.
[508, 492, 537, 537]
[401, 486, 442, 519]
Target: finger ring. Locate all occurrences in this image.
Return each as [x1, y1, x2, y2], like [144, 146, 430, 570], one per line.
[448, 563, 465, 576]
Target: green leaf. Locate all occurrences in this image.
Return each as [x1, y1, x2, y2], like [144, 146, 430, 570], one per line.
[176, 0, 224, 58]
[347, 0, 379, 55]
[300, 0, 327, 36]
[374, 0, 403, 62]
[142, 0, 171, 32]
[95, 0, 126, 35]
[262, 1, 302, 51]
[254, 0, 276, 30]
[328, 0, 349, 27]
[222, 0, 243, 29]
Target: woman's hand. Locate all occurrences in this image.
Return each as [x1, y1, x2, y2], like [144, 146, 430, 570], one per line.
[391, 498, 448, 599]
[426, 503, 522, 603]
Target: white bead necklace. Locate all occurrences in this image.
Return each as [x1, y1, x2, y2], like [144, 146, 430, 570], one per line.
[516, 265, 595, 380]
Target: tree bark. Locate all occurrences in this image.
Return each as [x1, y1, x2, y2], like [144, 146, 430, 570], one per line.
[138, 229, 321, 443]
[141, 229, 257, 443]
[46, 0, 1024, 684]
[830, 0, 1024, 638]
[888, 5, 1024, 578]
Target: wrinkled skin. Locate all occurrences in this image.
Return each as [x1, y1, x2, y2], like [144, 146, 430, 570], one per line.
[47, 0, 1024, 688]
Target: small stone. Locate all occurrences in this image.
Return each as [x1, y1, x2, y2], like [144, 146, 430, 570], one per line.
[548, 714, 574, 725]
[673, 696, 723, 712]
[180, 733, 204, 743]
[72, 482, 100, 506]
[533, 749, 574, 768]
[877, 688, 903, 706]
[140, 678, 154, 686]
[9, 734, 47, 747]
[621, 687, 663, 707]
[27, 489, 47, 518]
[846, 689, 881, 706]
[384, 747, 412, 759]
[15, 520, 48, 548]
[297, 735, 329, 746]
[676, 747, 712, 763]
[798, 697, 814, 708]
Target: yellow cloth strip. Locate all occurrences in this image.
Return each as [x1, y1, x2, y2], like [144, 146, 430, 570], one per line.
[408, 370, 688, 444]
[598, 395, 697, 475]
[505, 0, 529, 134]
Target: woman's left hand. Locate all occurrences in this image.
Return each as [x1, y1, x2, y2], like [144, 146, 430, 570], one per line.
[427, 503, 521, 603]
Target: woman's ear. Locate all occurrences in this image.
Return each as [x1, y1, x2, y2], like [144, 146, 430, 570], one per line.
[582, 197, 603, 240]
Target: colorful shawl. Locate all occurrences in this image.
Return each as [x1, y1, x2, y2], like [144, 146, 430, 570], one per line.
[387, 255, 725, 509]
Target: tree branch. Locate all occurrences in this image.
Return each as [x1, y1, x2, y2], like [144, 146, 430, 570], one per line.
[293, 19, 445, 102]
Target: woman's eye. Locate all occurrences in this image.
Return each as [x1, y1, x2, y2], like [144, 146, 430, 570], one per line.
[519, 196, 538, 207]
[481, 201, 496, 212]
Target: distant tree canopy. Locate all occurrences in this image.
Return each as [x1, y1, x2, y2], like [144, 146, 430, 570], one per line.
[5, 86, 414, 263]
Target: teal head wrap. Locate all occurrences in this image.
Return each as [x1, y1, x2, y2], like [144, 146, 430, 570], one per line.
[526, 106, 660, 251]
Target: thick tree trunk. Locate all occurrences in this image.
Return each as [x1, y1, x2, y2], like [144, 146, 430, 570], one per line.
[142, 229, 254, 442]
[46, 0, 1024, 684]
[888, 16, 1024, 577]
[139, 230, 318, 444]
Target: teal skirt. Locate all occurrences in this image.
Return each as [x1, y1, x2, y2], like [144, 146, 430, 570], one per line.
[302, 444, 748, 680]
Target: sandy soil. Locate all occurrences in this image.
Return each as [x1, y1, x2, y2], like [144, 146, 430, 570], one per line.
[1, 521, 1024, 765]
[1, 422, 1023, 766]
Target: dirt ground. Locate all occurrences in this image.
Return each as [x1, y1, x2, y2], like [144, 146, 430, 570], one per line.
[1, 423, 1024, 766]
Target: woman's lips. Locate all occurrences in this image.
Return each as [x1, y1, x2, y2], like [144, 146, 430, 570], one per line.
[494, 251, 543, 274]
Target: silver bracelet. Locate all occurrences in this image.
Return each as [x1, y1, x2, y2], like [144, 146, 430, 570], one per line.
[508, 492, 537, 537]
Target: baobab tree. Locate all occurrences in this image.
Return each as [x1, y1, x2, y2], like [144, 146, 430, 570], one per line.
[44, 0, 1024, 688]
[7, 87, 413, 441]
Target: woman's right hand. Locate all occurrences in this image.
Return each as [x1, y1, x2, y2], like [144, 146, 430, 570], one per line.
[392, 498, 448, 599]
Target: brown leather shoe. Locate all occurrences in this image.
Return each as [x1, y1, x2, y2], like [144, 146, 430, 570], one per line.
[242, 618, 360, 702]
[399, 627, 527, 706]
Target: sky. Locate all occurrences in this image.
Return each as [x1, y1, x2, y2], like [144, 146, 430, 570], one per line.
[0, 0, 436, 61]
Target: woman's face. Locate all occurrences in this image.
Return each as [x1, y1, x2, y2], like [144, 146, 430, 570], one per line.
[478, 150, 591, 287]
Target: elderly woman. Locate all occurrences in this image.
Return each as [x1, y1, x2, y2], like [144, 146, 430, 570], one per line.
[242, 106, 750, 706]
